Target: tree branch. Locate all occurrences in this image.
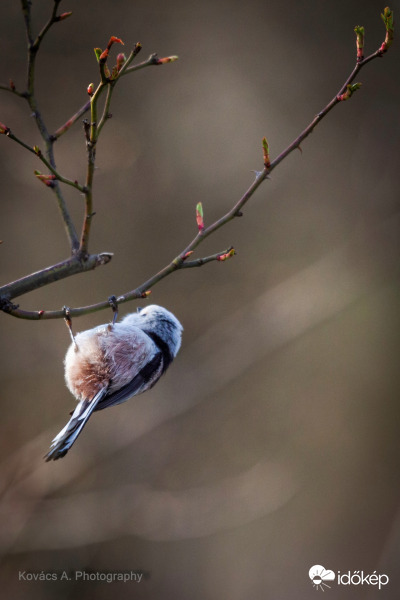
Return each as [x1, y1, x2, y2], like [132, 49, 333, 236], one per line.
[3, 128, 86, 192]
[0, 6, 393, 320]
[19, 0, 80, 253]
[52, 100, 91, 140]
[0, 253, 113, 312]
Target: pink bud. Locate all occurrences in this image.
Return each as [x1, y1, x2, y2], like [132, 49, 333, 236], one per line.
[156, 55, 179, 65]
[0, 122, 9, 134]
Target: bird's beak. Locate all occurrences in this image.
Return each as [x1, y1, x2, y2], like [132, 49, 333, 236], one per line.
[136, 307, 142, 313]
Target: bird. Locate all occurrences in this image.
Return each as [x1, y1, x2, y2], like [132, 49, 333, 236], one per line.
[44, 304, 183, 461]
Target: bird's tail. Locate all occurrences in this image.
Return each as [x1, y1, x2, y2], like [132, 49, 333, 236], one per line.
[44, 388, 107, 461]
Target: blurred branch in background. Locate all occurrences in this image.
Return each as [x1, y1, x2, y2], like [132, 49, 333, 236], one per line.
[0, 4, 394, 320]
[0, 209, 398, 554]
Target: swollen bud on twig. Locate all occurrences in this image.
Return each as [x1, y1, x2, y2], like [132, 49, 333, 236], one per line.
[56, 11, 73, 22]
[0, 122, 10, 134]
[116, 53, 126, 70]
[156, 55, 179, 65]
[110, 53, 127, 80]
[87, 82, 94, 96]
[337, 83, 362, 101]
[196, 202, 204, 232]
[141, 290, 152, 298]
[380, 7, 394, 53]
[354, 25, 365, 61]
[217, 247, 236, 262]
[262, 137, 270, 168]
[9, 79, 16, 91]
[34, 170, 56, 188]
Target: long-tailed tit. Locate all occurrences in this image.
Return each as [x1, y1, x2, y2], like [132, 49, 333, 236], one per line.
[45, 305, 183, 461]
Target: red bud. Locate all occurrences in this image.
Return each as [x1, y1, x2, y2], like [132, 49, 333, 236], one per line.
[57, 11, 73, 21]
[107, 36, 124, 49]
[217, 248, 236, 262]
[196, 202, 204, 232]
[156, 55, 178, 65]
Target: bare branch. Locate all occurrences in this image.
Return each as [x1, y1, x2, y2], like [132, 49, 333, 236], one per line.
[3, 128, 86, 192]
[0, 82, 27, 98]
[52, 99, 91, 140]
[0, 6, 393, 320]
[0, 253, 113, 311]
[18, 0, 80, 253]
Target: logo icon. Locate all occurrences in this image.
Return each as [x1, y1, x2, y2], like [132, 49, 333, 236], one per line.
[309, 565, 336, 591]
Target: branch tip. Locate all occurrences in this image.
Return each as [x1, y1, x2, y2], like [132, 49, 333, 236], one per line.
[55, 11, 73, 22]
[156, 55, 179, 65]
[217, 247, 236, 262]
[380, 7, 394, 53]
[262, 137, 271, 168]
[196, 202, 205, 232]
[0, 122, 10, 135]
[34, 170, 56, 187]
[354, 25, 365, 61]
[95, 252, 113, 266]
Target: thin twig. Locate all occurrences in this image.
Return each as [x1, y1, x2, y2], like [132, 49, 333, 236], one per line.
[97, 84, 115, 134]
[120, 53, 161, 76]
[4, 129, 86, 192]
[52, 100, 91, 140]
[19, 0, 80, 253]
[0, 83, 27, 98]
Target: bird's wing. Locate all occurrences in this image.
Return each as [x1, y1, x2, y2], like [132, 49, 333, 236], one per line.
[44, 387, 108, 461]
[94, 351, 163, 411]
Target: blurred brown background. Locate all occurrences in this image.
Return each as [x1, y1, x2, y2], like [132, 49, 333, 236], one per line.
[0, 0, 399, 598]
